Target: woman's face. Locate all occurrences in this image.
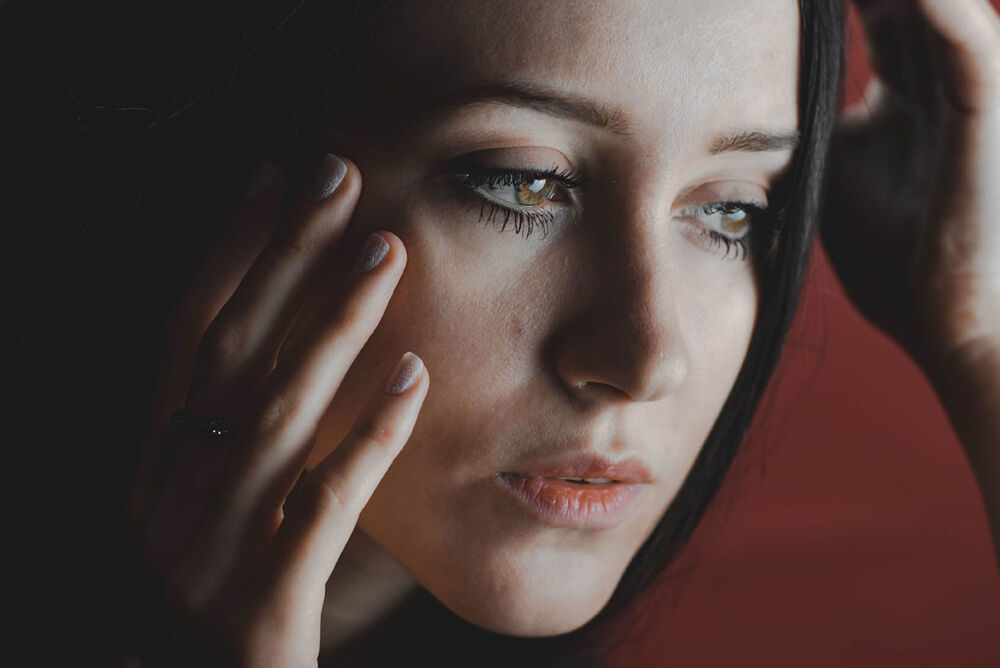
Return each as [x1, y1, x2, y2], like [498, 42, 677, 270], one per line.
[305, 0, 799, 635]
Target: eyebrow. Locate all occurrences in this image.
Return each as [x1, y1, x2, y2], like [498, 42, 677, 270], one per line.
[413, 80, 800, 154]
[415, 80, 634, 136]
[708, 129, 800, 154]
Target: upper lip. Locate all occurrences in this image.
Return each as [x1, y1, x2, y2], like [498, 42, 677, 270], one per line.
[502, 452, 653, 484]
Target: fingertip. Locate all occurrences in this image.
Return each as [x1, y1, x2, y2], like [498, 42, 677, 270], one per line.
[332, 154, 364, 195]
[378, 230, 408, 266]
[383, 351, 425, 397]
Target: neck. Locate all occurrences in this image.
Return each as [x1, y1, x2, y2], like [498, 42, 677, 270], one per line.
[318, 526, 419, 663]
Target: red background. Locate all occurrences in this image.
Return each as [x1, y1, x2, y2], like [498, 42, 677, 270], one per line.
[612, 3, 1000, 666]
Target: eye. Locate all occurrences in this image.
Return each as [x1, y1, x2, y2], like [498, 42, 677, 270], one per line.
[675, 200, 766, 261]
[450, 166, 585, 240]
[459, 169, 576, 208]
[680, 202, 758, 239]
[517, 178, 558, 204]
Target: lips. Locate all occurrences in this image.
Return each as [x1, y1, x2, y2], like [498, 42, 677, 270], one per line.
[503, 453, 653, 484]
[492, 453, 652, 529]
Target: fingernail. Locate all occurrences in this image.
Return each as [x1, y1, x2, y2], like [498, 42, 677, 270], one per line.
[352, 232, 390, 275]
[307, 154, 348, 202]
[244, 160, 277, 200]
[384, 352, 424, 396]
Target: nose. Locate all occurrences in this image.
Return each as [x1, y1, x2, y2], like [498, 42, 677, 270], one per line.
[550, 210, 689, 405]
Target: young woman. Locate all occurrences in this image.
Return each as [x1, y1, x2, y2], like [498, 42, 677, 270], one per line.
[17, 0, 998, 665]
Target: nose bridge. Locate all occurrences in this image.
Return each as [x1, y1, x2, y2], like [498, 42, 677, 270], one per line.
[609, 202, 687, 392]
[554, 187, 689, 404]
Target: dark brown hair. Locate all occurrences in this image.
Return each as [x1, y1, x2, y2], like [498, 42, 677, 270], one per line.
[9, 0, 844, 664]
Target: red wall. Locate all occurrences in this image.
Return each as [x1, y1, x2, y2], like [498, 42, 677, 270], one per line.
[612, 3, 1000, 665]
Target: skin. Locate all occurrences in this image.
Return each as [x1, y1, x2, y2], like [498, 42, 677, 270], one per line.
[124, 0, 1000, 665]
[821, 0, 1000, 565]
[308, 0, 797, 641]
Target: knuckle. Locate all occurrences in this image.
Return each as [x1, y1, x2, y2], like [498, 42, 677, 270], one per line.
[316, 297, 378, 353]
[251, 392, 300, 436]
[200, 321, 244, 364]
[352, 416, 398, 449]
[287, 474, 352, 523]
[272, 229, 322, 262]
[163, 566, 210, 619]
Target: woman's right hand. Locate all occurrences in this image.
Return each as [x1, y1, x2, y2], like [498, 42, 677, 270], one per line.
[124, 154, 429, 667]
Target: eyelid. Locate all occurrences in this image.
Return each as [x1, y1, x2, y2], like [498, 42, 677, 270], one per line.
[674, 181, 770, 212]
[675, 201, 759, 240]
[444, 166, 581, 240]
[443, 146, 579, 179]
[444, 160, 771, 256]
[456, 165, 586, 208]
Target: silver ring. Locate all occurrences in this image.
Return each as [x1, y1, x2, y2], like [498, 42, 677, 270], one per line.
[170, 409, 233, 442]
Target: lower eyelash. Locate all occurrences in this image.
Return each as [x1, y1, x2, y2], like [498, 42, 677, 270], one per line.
[460, 193, 757, 255]
[447, 178, 559, 240]
[701, 229, 751, 261]
[448, 171, 766, 259]
[476, 199, 555, 239]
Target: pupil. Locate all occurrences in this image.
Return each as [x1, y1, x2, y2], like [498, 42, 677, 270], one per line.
[516, 179, 553, 205]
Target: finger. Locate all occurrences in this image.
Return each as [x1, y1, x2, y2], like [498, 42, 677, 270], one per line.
[144, 156, 359, 569]
[187, 153, 359, 414]
[261, 352, 428, 610]
[228, 231, 408, 515]
[915, 0, 1000, 110]
[852, 0, 1000, 112]
[128, 161, 285, 536]
[171, 231, 407, 594]
[851, 0, 941, 109]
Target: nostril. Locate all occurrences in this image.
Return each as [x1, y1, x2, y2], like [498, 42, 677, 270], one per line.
[574, 380, 631, 400]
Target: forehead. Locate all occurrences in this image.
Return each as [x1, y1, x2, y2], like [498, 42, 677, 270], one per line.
[365, 0, 801, 146]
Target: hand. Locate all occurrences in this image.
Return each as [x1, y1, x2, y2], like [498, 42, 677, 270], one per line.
[125, 154, 429, 666]
[823, 0, 1000, 567]
[821, 0, 1000, 377]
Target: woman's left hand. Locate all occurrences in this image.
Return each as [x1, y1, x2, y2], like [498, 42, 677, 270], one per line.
[822, 0, 1000, 373]
[821, 0, 1000, 562]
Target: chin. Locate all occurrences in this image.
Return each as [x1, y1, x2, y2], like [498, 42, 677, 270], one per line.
[415, 547, 621, 638]
[357, 473, 633, 638]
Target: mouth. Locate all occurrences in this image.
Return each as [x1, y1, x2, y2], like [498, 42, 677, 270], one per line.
[536, 476, 618, 484]
[502, 453, 653, 485]
[492, 472, 647, 530]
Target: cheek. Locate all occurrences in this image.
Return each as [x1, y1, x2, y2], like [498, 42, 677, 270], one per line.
[691, 272, 758, 380]
[677, 259, 758, 433]
[307, 184, 532, 469]
[308, 160, 761, 633]
[632, 259, 758, 512]
[670, 219, 759, 382]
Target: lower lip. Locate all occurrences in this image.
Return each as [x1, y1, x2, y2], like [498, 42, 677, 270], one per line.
[492, 472, 645, 530]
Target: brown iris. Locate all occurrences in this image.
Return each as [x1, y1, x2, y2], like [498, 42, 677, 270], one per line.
[516, 178, 557, 206]
[720, 209, 750, 236]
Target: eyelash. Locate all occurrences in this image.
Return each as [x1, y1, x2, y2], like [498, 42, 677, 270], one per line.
[695, 201, 767, 261]
[450, 166, 585, 240]
[450, 167, 765, 260]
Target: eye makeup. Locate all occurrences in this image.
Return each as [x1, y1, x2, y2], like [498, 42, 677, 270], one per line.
[442, 153, 771, 260]
[675, 201, 767, 261]
[447, 165, 585, 240]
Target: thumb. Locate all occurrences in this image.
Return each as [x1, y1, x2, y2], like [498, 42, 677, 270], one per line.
[914, 0, 1000, 112]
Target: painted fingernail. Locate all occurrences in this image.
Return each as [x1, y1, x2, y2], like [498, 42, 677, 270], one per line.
[307, 153, 347, 202]
[352, 232, 390, 275]
[244, 160, 277, 200]
[384, 352, 424, 396]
